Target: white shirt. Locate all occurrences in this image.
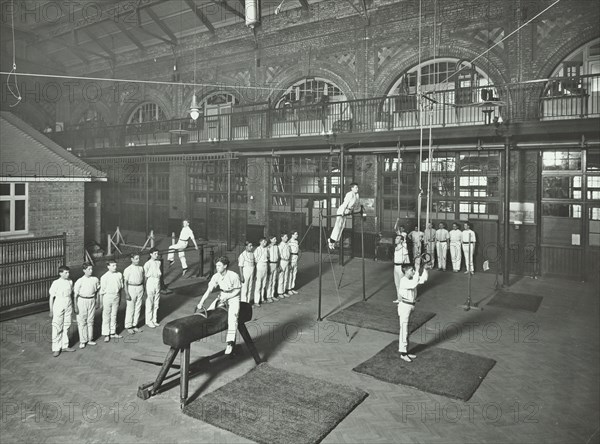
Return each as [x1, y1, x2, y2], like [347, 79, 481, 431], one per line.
[207, 270, 242, 301]
[398, 269, 428, 303]
[74, 276, 99, 298]
[409, 230, 423, 244]
[394, 242, 410, 264]
[124, 264, 144, 285]
[436, 228, 449, 242]
[268, 245, 280, 263]
[49, 279, 73, 300]
[238, 251, 255, 268]
[100, 272, 123, 295]
[424, 228, 436, 243]
[253, 245, 269, 264]
[449, 229, 462, 243]
[337, 191, 360, 215]
[179, 226, 195, 242]
[278, 241, 291, 261]
[461, 229, 476, 243]
[144, 259, 162, 279]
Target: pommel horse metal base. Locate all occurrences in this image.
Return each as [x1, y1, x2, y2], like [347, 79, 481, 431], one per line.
[137, 302, 261, 409]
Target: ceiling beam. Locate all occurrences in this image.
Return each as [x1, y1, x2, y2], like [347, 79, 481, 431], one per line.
[43, 37, 115, 62]
[145, 7, 178, 44]
[133, 24, 177, 46]
[299, 0, 310, 9]
[36, 0, 166, 40]
[83, 29, 115, 59]
[184, 0, 216, 34]
[114, 21, 146, 51]
[210, 0, 245, 20]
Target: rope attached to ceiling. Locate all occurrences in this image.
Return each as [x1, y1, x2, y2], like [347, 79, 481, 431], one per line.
[6, 0, 21, 107]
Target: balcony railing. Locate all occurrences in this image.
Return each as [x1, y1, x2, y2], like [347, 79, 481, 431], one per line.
[48, 74, 600, 151]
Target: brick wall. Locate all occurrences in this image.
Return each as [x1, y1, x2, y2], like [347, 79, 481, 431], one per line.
[28, 181, 85, 267]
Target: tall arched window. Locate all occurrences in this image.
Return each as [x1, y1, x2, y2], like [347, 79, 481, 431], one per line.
[384, 59, 498, 127]
[276, 78, 346, 108]
[127, 102, 167, 124]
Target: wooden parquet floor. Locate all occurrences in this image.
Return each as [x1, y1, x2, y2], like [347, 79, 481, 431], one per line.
[1, 252, 599, 444]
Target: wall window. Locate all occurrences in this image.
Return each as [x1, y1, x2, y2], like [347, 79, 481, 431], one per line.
[542, 203, 582, 218]
[542, 150, 582, 170]
[0, 183, 28, 235]
[276, 78, 346, 108]
[542, 176, 582, 199]
[128, 102, 167, 124]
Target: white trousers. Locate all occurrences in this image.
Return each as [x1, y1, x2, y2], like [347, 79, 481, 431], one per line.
[209, 296, 240, 343]
[125, 285, 144, 328]
[436, 242, 448, 270]
[266, 263, 278, 299]
[450, 241, 462, 271]
[254, 263, 268, 304]
[462, 244, 475, 272]
[412, 243, 422, 260]
[145, 277, 161, 325]
[277, 260, 290, 295]
[52, 298, 72, 352]
[397, 301, 414, 353]
[288, 255, 298, 290]
[393, 265, 404, 294]
[168, 240, 188, 269]
[330, 215, 346, 243]
[101, 293, 120, 336]
[76, 297, 96, 344]
[241, 266, 255, 303]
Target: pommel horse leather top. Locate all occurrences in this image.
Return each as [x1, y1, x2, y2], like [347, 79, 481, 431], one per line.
[138, 302, 262, 409]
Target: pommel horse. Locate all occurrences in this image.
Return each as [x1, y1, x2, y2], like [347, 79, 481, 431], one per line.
[137, 302, 261, 409]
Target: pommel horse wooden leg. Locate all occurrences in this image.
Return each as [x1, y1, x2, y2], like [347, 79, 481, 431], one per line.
[180, 346, 190, 409]
[238, 324, 262, 365]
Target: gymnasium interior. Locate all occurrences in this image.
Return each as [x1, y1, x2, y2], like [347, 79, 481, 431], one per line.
[1, 0, 599, 443]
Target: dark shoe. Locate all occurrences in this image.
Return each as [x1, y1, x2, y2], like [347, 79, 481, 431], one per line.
[53, 350, 61, 357]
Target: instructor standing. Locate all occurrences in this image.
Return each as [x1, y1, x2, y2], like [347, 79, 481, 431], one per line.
[168, 219, 198, 276]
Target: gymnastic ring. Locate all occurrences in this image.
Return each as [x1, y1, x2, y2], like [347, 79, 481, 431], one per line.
[418, 252, 433, 265]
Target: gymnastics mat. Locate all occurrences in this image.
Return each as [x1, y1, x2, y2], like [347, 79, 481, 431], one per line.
[486, 291, 543, 312]
[183, 363, 368, 444]
[327, 300, 435, 335]
[353, 341, 496, 402]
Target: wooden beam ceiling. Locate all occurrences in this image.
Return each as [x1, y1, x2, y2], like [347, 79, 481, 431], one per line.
[184, 0, 216, 34]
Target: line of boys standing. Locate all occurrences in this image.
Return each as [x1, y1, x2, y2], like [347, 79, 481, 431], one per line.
[393, 221, 477, 274]
[49, 248, 163, 357]
[237, 230, 301, 308]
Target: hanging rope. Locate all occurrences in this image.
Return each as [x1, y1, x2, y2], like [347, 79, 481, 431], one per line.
[6, 0, 21, 107]
[417, 0, 424, 231]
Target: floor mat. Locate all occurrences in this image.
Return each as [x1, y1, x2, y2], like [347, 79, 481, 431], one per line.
[327, 300, 435, 335]
[183, 363, 368, 444]
[486, 291, 543, 312]
[353, 341, 496, 401]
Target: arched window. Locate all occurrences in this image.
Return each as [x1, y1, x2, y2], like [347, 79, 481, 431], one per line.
[543, 38, 599, 118]
[127, 102, 167, 124]
[202, 92, 239, 107]
[388, 59, 493, 95]
[276, 78, 346, 108]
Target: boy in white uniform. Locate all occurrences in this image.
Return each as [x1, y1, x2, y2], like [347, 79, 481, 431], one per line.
[394, 259, 428, 362]
[74, 263, 99, 348]
[409, 225, 424, 262]
[253, 238, 269, 306]
[462, 222, 477, 274]
[449, 223, 463, 272]
[144, 248, 162, 328]
[277, 233, 291, 298]
[196, 256, 242, 355]
[393, 234, 410, 293]
[124, 253, 145, 334]
[168, 219, 199, 276]
[287, 230, 300, 294]
[238, 241, 256, 304]
[100, 260, 124, 342]
[265, 235, 280, 303]
[423, 223, 436, 269]
[49, 266, 76, 357]
[328, 183, 360, 250]
[435, 222, 449, 271]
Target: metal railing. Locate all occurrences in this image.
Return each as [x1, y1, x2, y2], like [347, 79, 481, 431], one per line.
[0, 233, 67, 310]
[48, 74, 600, 152]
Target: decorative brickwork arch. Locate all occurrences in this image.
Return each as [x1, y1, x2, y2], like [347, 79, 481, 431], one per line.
[267, 65, 357, 105]
[118, 87, 174, 124]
